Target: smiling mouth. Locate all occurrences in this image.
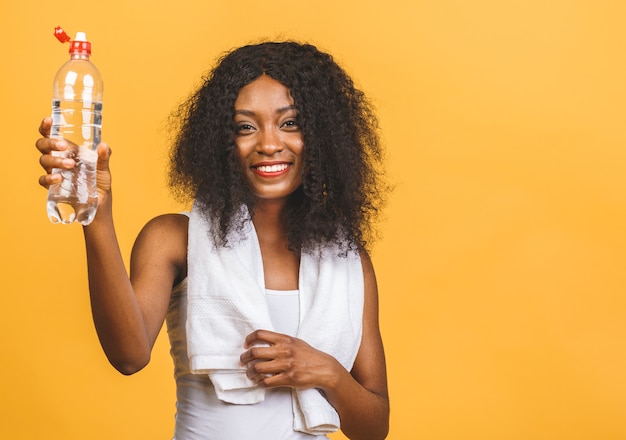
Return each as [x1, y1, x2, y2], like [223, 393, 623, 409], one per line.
[253, 163, 290, 174]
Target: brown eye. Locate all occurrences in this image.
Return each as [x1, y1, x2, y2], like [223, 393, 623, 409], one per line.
[236, 123, 255, 134]
[282, 120, 300, 130]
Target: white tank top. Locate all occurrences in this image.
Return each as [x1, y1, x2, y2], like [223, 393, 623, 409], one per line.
[166, 279, 325, 439]
[265, 288, 300, 335]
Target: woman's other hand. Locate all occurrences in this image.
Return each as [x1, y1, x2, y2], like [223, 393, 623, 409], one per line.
[240, 329, 342, 391]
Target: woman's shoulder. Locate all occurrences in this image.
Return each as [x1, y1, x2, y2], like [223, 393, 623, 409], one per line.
[134, 213, 189, 253]
[145, 212, 190, 226]
[132, 213, 190, 281]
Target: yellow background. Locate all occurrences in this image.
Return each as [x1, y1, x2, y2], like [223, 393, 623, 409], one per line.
[1, 0, 625, 438]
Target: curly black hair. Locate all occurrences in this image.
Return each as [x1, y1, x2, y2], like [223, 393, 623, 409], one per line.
[168, 41, 387, 253]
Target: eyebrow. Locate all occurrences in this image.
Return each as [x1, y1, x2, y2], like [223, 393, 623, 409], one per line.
[234, 105, 297, 116]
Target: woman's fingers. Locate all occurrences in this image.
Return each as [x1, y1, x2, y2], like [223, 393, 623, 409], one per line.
[240, 330, 339, 390]
[38, 116, 52, 136]
[36, 117, 75, 188]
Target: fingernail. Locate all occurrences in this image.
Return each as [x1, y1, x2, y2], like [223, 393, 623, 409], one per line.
[57, 141, 67, 150]
[62, 159, 75, 167]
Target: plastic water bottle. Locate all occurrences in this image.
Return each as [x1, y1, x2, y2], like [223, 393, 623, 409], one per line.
[47, 27, 103, 225]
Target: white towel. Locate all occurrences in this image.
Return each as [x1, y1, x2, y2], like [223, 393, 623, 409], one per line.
[186, 202, 364, 435]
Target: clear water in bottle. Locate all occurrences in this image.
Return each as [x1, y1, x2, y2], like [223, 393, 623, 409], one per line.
[47, 99, 102, 225]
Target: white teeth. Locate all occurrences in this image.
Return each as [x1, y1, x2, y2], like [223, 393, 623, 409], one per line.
[257, 164, 289, 173]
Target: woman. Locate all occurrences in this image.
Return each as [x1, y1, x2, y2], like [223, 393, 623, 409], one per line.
[36, 41, 389, 439]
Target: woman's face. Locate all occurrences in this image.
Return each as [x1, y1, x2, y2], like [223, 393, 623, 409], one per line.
[234, 74, 304, 202]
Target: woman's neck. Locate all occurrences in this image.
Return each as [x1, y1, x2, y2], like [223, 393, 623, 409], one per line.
[251, 198, 300, 290]
[252, 199, 288, 239]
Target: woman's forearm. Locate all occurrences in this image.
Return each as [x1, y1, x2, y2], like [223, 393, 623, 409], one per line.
[82, 196, 151, 374]
[323, 366, 390, 440]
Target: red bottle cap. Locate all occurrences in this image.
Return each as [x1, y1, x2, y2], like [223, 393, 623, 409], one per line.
[53, 27, 91, 55]
[69, 38, 91, 55]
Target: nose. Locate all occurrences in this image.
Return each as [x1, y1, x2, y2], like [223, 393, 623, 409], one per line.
[257, 127, 283, 155]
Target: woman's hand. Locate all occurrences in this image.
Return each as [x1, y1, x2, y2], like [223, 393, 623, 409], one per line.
[240, 329, 342, 391]
[35, 117, 112, 200]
